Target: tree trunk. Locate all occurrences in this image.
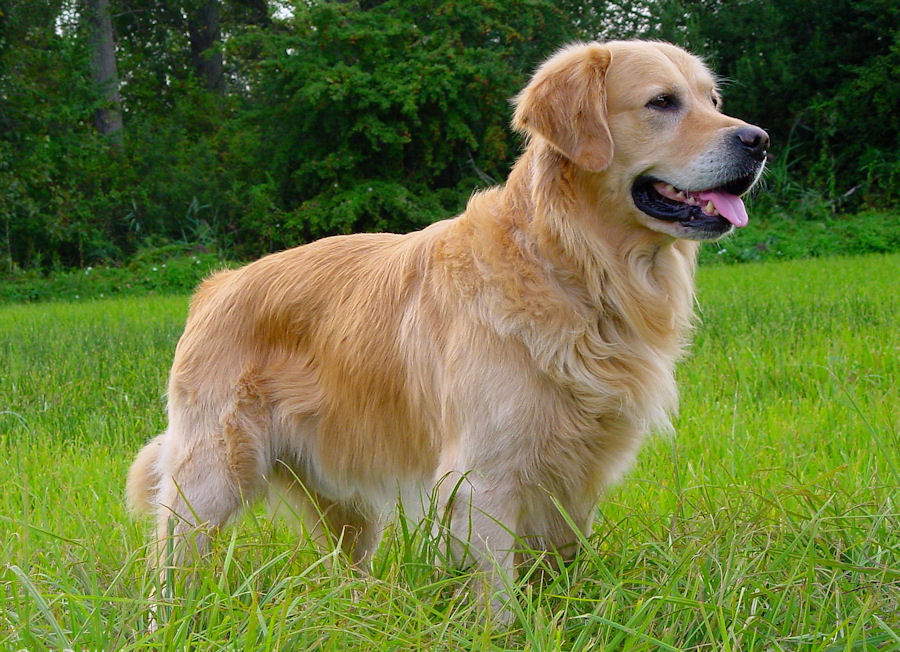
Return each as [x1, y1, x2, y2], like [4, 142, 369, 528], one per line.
[188, 0, 224, 93]
[85, 0, 124, 145]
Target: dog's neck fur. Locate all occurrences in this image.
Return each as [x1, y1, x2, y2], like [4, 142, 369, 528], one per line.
[444, 142, 699, 432]
[457, 142, 698, 351]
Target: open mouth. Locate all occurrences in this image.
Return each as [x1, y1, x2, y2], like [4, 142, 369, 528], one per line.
[631, 174, 757, 232]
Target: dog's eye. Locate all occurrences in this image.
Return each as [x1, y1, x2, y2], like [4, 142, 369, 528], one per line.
[647, 94, 678, 111]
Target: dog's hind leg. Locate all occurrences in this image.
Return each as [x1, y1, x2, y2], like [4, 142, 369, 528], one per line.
[317, 499, 382, 569]
[268, 473, 382, 571]
[151, 379, 271, 590]
[152, 444, 243, 569]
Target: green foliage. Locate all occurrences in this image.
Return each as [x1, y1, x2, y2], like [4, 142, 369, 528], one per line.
[0, 246, 227, 304]
[1, 0, 899, 272]
[700, 208, 900, 265]
[0, 0, 117, 268]
[1, 0, 571, 269]
[234, 0, 569, 250]
[638, 0, 900, 203]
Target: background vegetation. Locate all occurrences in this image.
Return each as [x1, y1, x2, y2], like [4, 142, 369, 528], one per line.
[2, 4, 897, 645]
[1, 254, 897, 649]
[2, 0, 899, 278]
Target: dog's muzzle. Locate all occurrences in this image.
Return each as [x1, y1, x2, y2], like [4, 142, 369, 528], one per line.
[631, 126, 769, 239]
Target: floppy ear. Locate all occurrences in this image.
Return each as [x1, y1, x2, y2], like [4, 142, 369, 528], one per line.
[512, 43, 613, 172]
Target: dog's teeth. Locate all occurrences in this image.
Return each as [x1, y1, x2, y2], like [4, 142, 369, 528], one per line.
[675, 190, 686, 200]
[704, 201, 716, 214]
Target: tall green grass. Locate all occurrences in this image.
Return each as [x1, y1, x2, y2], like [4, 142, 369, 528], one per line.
[1, 254, 898, 650]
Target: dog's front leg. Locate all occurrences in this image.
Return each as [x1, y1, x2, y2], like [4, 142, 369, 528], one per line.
[438, 472, 519, 623]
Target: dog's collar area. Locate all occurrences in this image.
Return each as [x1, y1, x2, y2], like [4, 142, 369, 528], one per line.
[630, 175, 754, 234]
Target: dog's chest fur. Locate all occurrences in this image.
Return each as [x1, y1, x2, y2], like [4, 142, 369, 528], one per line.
[430, 184, 698, 495]
[444, 173, 696, 431]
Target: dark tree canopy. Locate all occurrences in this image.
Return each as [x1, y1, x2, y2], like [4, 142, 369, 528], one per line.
[0, 0, 897, 270]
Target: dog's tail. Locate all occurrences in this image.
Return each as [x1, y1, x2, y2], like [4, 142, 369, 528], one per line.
[126, 433, 165, 517]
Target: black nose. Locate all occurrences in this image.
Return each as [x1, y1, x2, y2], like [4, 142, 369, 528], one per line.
[736, 126, 769, 161]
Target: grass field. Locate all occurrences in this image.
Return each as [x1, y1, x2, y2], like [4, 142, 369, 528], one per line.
[1, 253, 898, 650]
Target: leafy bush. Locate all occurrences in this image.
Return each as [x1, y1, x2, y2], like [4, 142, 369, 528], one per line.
[700, 208, 900, 265]
[0, 246, 227, 304]
[232, 0, 569, 251]
[1, 0, 899, 275]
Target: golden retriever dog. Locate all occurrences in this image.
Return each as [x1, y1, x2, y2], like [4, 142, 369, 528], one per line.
[127, 40, 767, 617]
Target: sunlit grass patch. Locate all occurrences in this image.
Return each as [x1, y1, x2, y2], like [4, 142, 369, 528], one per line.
[1, 254, 897, 650]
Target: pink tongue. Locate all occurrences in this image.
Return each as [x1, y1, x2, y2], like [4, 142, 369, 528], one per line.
[698, 191, 748, 228]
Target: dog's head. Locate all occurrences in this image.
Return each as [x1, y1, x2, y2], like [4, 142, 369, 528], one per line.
[513, 41, 768, 241]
